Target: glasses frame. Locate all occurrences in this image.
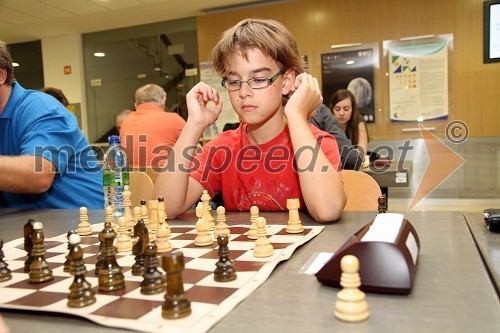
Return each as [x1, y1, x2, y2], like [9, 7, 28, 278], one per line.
[221, 71, 283, 91]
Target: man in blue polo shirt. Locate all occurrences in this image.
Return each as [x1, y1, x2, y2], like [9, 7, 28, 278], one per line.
[0, 41, 103, 209]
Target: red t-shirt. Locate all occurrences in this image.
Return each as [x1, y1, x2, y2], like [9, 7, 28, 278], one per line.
[190, 122, 341, 211]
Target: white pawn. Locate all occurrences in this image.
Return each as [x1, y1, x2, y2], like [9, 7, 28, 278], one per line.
[77, 207, 92, 235]
[214, 206, 230, 240]
[105, 206, 117, 232]
[247, 206, 259, 240]
[334, 255, 369, 322]
[155, 217, 172, 254]
[201, 190, 215, 231]
[286, 198, 304, 234]
[194, 202, 213, 246]
[253, 217, 273, 258]
[115, 217, 133, 252]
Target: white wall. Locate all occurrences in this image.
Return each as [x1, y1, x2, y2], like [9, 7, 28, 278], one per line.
[41, 34, 88, 138]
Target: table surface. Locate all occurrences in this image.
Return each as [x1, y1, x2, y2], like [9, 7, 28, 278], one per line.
[464, 212, 500, 294]
[1, 209, 499, 333]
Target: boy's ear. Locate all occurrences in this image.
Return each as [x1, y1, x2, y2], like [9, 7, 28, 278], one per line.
[281, 69, 295, 95]
[0, 68, 6, 84]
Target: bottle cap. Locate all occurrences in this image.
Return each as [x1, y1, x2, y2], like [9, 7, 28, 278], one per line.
[108, 135, 120, 145]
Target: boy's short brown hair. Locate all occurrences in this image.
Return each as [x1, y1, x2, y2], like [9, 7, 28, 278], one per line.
[209, 18, 306, 77]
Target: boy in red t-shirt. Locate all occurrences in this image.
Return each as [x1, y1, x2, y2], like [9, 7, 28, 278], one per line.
[154, 18, 346, 222]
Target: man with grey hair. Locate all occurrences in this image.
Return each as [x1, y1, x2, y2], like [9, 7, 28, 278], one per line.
[120, 84, 186, 169]
[0, 41, 103, 208]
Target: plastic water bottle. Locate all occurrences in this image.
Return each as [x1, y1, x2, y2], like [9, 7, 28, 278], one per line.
[102, 135, 130, 217]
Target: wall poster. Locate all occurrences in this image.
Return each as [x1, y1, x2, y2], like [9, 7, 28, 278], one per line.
[199, 62, 239, 140]
[321, 46, 377, 123]
[384, 34, 452, 121]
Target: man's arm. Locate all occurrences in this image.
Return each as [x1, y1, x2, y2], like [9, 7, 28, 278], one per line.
[0, 155, 55, 193]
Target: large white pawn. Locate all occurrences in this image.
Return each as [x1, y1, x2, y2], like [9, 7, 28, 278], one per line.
[253, 217, 273, 258]
[214, 206, 230, 240]
[157, 196, 171, 237]
[132, 206, 141, 237]
[194, 202, 213, 246]
[77, 207, 92, 236]
[115, 217, 133, 252]
[247, 206, 259, 240]
[334, 255, 369, 322]
[140, 200, 152, 240]
[286, 198, 304, 234]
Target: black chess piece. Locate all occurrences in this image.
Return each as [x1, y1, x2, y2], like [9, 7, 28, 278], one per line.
[214, 234, 237, 282]
[23, 218, 35, 272]
[0, 239, 12, 282]
[140, 242, 166, 295]
[63, 230, 78, 272]
[378, 194, 387, 214]
[28, 222, 54, 283]
[97, 221, 125, 292]
[162, 252, 191, 319]
[67, 234, 96, 308]
[132, 219, 149, 276]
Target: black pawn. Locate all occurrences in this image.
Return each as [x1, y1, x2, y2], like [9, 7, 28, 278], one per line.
[98, 221, 125, 292]
[162, 252, 191, 319]
[23, 218, 35, 272]
[378, 194, 387, 214]
[140, 242, 166, 295]
[214, 234, 237, 282]
[132, 219, 149, 276]
[67, 234, 96, 308]
[28, 222, 54, 283]
[0, 239, 12, 282]
[63, 230, 78, 272]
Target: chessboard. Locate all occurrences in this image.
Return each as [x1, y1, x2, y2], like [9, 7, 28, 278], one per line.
[0, 222, 323, 333]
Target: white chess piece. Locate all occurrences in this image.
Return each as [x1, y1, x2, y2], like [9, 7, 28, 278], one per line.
[201, 190, 215, 231]
[115, 217, 133, 252]
[77, 207, 92, 235]
[334, 255, 369, 322]
[194, 202, 213, 246]
[214, 206, 230, 240]
[286, 198, 304, 234]
[248, 206, 259, 240]
[253, 217, 273, 258]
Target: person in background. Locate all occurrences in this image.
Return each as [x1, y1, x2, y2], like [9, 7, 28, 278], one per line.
[41, 87, 69, 107]
[308, 104, 363, 170]
[0, 41, 104, 209]
[120, 84, 186, 169]
[330, 89, 369, 157]
[153, 18, 346, 223]
[115, 109, 133, 133]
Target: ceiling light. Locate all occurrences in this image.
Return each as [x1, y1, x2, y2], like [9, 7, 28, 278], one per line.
[93, 52, 106, 57]
[346, 60, 355, 65]
[12, 62, 19, 67]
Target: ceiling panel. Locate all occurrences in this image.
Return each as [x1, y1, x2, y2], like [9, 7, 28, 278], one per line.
[2, 0, 73, 20]
[0, 7, 42, 25]
[87, 0, 144, 10]
[38, 0, 108, 15]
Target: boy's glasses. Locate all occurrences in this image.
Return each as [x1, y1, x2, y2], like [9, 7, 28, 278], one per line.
[221, 71, 283, 91]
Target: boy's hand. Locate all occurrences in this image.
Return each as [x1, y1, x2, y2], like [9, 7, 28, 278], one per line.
[284, 73, 323, 120]
[186, 82, 223, 129]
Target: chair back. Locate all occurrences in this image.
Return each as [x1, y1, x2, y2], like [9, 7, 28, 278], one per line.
[129, 171, 154, 207]
[341, 170, 382, 211]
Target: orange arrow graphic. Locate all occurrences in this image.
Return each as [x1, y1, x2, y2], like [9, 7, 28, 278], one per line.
[408, 125, 465, 210]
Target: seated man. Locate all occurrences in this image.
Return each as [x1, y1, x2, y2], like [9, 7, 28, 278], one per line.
[120, 84, 186, 169]
[308, 104, 363, 170]
[0, 41, 104, 209]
